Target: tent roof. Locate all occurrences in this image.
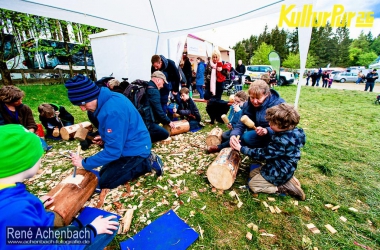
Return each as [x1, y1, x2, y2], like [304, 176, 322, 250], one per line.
[1, 0, 285, 38]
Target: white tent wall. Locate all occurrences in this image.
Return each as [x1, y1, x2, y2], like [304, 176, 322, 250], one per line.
[89, 31, 157, 81]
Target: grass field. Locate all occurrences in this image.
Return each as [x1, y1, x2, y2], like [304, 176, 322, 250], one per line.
[17, 83, 380, 249]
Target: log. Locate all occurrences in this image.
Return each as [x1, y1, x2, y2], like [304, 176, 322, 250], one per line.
[206, 148, 241, 190]
[60, 122, 92, 140]
[52, 127, 60, 137]
[74, 127, 89, 141]
[46, 169, 98, 226]
[163, 120, 190, 136]
[206, 127, 223, 147]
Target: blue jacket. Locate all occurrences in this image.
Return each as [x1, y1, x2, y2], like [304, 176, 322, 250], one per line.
[82, 88, 151, 169]
[195, 62, 205, 86]
[227, 105, 244, 128]
[0, 183, 93, 249]
[241, 128, 306, 186]
[231, 89, 284, 137]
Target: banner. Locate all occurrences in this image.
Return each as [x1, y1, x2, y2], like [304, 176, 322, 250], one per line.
[268, 51, 281, 82]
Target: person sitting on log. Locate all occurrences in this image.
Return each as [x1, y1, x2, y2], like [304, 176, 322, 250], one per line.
[173, 87, 202, 130]
[38, 103, 74, 140]
[146, 71, 176, 143]
[229, 80, 285, 149]
[65, 75, 164, 190]
[0, 124, 119, 249]
[230, 103, 306, 200]
[208, 90, 248, 153]
[0, 85, 51, 151]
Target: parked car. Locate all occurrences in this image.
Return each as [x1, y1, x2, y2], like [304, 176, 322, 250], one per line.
[245, 65, 294, 85]
[333, 72, 358, 82]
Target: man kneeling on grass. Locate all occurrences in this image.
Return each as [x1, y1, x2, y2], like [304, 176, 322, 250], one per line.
[230, 103, 306, 200]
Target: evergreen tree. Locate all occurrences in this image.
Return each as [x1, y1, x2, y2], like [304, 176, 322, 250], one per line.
[335, 25, 351, 67]
[370, 35, 380, 55]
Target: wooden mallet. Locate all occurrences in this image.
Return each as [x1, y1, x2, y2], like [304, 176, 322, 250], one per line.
[221, 114, 230, 125]
[240, 115, 256, 130]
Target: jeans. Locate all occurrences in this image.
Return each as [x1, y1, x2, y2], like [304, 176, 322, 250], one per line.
[356, 77, 362, 84]
[241, 130, 271, 148]
[189, 120, 201, 130]
[148, 123, 170, 143]
[322, 79, 328, 88]
[196, 85, 204, 99]
[99, 156, 151, 189]
[365, 81, 375, 92]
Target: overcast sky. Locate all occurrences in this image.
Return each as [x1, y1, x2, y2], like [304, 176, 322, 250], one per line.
[194, 0, 380, 48]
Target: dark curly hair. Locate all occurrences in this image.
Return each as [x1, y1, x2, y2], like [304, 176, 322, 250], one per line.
[0, 85, 25, 103]
[265, 103, 300, 130]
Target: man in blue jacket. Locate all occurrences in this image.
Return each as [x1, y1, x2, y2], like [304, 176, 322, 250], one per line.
[65, 75, 163, 189]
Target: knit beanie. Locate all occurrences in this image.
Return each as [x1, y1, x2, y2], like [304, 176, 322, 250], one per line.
[0, 124, 43, 179]
[65, 75, 100, 105]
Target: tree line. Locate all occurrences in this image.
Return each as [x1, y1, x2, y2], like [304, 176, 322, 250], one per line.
[0, 9, 105, 85]
[233, 24, 380, 70]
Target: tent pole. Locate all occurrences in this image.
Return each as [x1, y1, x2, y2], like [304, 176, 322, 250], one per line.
[155, 33, 160, 54]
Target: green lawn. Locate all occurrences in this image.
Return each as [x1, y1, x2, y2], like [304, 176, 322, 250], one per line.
[18, 84, 380, 249]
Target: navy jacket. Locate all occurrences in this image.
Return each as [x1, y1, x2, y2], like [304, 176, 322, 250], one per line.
[177, 98, 201, 122]
[231, 89, 285, 137]
[151, 55, 181, 98]
[146, 80, 171, 125]
[241, 128, 306, 186]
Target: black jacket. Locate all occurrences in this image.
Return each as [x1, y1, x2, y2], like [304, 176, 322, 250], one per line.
[177, 98, 201, 122]
[151, 55, 181, 93]
[236, 64, 246, 75]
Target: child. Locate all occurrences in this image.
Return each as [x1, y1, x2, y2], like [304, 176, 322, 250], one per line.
[38, 103, 74, 139]
[0, 124, 119, 249]
[173, 87, 202, 130]
[230, 103, 306, 200]
[208, 91, 248, 153]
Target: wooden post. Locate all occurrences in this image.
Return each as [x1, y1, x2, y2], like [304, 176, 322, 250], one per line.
[21, 70, 27, 85]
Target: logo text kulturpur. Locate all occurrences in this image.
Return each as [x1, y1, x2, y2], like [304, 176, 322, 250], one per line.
[278, 4, 374, 28]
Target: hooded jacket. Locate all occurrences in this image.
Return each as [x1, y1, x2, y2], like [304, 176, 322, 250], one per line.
[151, 55, 181, 102]
[82, 88, 151, 169]
[241, 128, 306, 186]
[0, 183, 94, 249]
[230, 89, 285, 137]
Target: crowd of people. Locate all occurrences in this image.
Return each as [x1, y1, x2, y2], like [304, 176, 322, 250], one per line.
[0, 51, 309, 249]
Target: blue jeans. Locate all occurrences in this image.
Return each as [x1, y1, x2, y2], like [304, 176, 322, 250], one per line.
[99, 156, 151, 189]
[196, 85, 204, 99]
[365, 81, 375, 92]
[148, 123, 170, 143]
[241, 130, 271, 148]
[356, 78, 362, 84]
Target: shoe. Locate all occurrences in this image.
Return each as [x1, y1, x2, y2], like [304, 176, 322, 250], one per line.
[150, 152, 164, 177]
[277, 178, 306, 201]
[207, 145, 220, 153]
[292, 176, 301, 187]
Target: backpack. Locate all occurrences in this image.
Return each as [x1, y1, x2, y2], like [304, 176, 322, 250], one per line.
[122, 80, 154, 129]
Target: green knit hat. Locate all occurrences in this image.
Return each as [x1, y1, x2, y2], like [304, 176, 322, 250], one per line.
[0, 124, 43, 179]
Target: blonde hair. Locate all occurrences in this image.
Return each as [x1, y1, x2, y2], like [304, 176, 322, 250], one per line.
[235, 90, 248, 101]
[180, 87, 189, 95]
[0, 85, 25, 103]
[265, 103, 300, 130]
[38, 104, 55, 118]
[260, 73, 271, 84]
[108, 79, 120, 89]
[248, 80, 271, 98]
[212, 49, 221, 61]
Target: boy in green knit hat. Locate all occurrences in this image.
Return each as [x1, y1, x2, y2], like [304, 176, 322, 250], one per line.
[0, 124, 119, 249]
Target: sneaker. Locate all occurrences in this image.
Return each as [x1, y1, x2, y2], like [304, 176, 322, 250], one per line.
[277, 179, 306, 201]
[292, 176, 301, 187]
[150, 152, 164, 177]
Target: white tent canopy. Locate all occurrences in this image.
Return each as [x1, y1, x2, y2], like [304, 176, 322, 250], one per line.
[0, 0, 313, 107]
